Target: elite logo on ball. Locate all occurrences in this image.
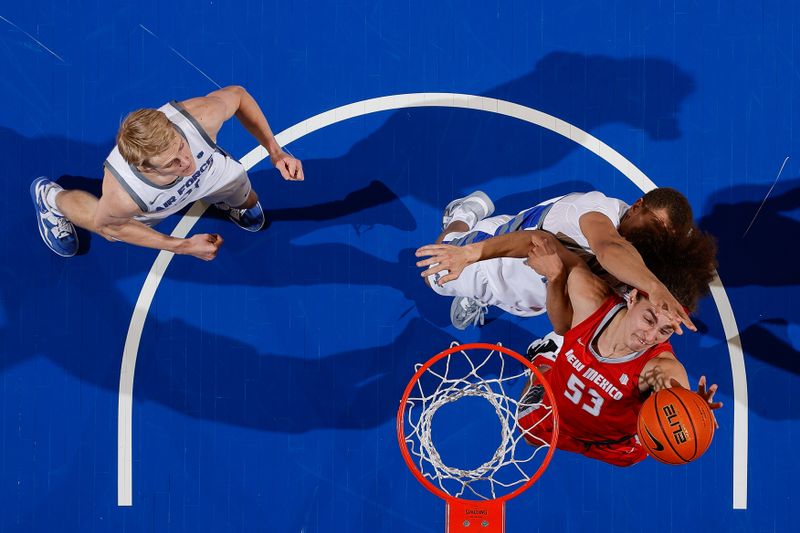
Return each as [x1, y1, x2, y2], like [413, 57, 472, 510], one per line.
[662, 404, 689, 445]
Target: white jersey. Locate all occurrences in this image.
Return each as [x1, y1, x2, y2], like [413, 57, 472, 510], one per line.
[432, 191, 629, 316]
[540, 191, 629, 277]
[539, 191, 629, 249]
[104, 101, 250, 225]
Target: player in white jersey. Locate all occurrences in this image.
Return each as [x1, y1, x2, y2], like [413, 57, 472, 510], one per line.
[30, 85, 303, 260]
[415, 188, 696, 333]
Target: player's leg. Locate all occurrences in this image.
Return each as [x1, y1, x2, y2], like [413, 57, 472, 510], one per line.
[207, 169, 266, 232]
[54, 188, 103, 231]
[435, 220, 469, 244]
[435, 190, 495, 243]
[231, 189, 258, 210]
[581, 436, 648, 467]
[423, 192, 499, 328]
[516, 373, 553, 447]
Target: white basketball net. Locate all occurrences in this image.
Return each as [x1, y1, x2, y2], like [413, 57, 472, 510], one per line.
[401, 343, 555, 500]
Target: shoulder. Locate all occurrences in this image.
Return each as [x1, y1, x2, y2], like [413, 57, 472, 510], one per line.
[549, 192, 623, 233]
[99, 168, 143, 219]
[562, 191, 618, 210]
[175, 88, 243, 142]
[178, 95, 216, 117]
[568, 270, 613, 325]
[577, 197, 629, 246]
[179, 86, 244, 120]
[176, 97, 220, 131]
[573, 191, 627, 219]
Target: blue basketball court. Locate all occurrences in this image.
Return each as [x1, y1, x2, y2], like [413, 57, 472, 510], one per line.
[1, 1, 798, 531]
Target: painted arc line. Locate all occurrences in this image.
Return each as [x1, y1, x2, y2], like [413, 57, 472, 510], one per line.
[117, 92, 747, 509]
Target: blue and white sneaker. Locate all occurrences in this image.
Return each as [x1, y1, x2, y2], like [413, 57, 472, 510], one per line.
[215, 201, 266, 232]
[442, 190, 495, 230]
[450, 296, 488, 330]
[30, 177, 78, 257]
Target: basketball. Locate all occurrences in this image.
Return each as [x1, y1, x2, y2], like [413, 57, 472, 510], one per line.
[637, 386, 715, 465]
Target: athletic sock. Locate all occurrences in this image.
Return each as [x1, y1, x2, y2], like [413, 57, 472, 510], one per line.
[45, 188, 65, 217]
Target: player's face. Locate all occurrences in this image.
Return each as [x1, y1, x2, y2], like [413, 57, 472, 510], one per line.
[624, 296, 675, 350]
[145, 133, 196, 177]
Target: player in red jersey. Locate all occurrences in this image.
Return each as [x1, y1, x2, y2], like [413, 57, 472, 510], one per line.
[516, 227, 722, 466]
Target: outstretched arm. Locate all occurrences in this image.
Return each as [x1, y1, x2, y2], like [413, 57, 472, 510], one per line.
[181, 86, 304, 181]
[416, 230, 536, 285]
[92, 171, 224, 261]
[639, 353, 690, 391]
[580, 212, 695, 333]
[640, 354, 723, 428]
[525, 231, 610, 332]
[525, 231, 573, 334]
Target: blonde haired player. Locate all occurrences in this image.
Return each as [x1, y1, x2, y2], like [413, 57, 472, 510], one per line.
[31, 86, 303, 260]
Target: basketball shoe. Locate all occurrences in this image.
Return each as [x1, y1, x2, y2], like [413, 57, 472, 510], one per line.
[450, 296, 488, 330]
[441, 190, 494, 230]
[30, 177, 79, 257]
[215, 201, 266, 232]
[526, 332, 563, 364]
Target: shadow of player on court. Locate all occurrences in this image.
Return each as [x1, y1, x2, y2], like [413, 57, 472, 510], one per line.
[1, 50, 704, 431]
[695, 178, 800, 419]
[148, 51, 699, 323]
[287, 51, 695, 212]
[699, 176, 800, 288]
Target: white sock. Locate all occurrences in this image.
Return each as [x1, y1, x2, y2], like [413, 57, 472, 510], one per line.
[45, 188, 64, 216]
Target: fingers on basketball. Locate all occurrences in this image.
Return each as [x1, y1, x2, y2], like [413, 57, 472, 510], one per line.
[638, 386, 716, 465]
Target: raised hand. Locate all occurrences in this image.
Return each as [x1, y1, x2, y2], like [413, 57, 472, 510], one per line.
[647, 283, 696, 335]
[668, 377, 722, 428]
[525, 232, 564, 281]
[415, 243, 479, 286]
[695, 375, 723, 428]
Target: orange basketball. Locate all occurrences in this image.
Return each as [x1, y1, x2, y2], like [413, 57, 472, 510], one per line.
[637, 386, 715, 465]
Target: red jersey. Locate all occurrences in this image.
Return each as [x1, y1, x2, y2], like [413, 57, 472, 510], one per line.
[518, 295, 673, 466]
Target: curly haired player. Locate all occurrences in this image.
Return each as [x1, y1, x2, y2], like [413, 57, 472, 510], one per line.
[516, 227, 722, 466]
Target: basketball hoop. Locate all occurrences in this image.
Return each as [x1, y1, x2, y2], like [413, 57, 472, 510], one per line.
[397, 342, 559, 532]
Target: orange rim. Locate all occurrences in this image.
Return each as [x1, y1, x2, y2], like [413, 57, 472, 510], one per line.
[396, 342, 559, 505]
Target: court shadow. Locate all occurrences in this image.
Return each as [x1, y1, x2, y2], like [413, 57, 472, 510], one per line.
[739, 319, 800, 420]
[697, 178, 800, 404]
[1, 50, 701, 432]
[134, 317, 456, 431]
[291, 51, 695, 210]
[699, 177, 800, 288]
[741, 319, 800, 376]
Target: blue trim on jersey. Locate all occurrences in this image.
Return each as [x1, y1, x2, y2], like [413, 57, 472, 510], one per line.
[169, 100, 218, 150]
[446, 202, 554, 247]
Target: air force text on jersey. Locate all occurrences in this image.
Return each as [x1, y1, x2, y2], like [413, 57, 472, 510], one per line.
[154, 153, 214, 212]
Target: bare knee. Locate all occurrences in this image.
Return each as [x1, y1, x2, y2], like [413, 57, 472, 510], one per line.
[233, 189, 259, 210]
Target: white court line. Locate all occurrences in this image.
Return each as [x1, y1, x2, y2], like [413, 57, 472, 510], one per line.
[117, 93, 747, 509]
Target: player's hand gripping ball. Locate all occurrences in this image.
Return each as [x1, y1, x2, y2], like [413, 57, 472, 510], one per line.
[637, 386, 715, 464]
